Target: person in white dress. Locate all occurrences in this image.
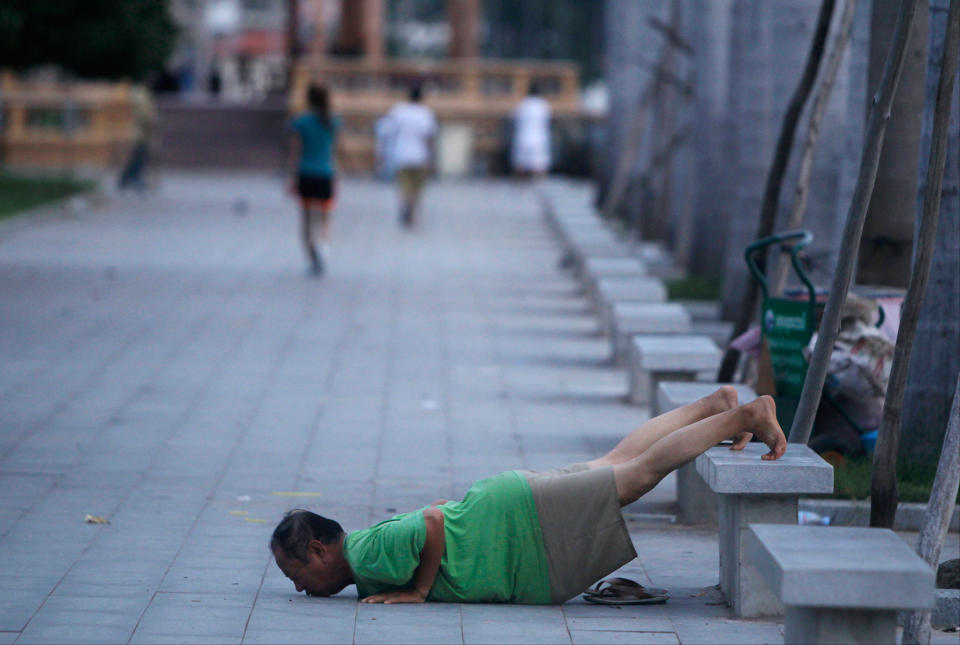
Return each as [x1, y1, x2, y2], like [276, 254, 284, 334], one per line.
[511, 81, 551, 178]
[380, 83, 437, 228]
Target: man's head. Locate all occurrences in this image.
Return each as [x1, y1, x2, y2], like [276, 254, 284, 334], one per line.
[527, 79, 541, 97]
[270, 510, 352, 597]
[408, 81, 423, 103]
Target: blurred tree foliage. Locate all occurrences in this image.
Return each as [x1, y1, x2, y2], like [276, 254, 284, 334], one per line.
[386, 0, 604, 82]
[0, 0, 176, 80]
[483, 0, 605, 83]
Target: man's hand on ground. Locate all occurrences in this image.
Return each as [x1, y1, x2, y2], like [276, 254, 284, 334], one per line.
[360, 588, 426, 604]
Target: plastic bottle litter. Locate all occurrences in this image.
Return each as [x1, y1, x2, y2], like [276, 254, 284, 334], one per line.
[798, 510, 831, 526]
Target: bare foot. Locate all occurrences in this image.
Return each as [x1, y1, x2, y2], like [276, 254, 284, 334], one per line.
[706, 385, 739, 416]
[730, 430, 753, 451]
[743, 396, 787, 460]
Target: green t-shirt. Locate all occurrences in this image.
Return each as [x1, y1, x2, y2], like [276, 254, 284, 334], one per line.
[343, 471, 551, 604]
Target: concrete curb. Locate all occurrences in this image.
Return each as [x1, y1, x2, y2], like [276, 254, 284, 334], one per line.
[933, 589, 960, 629]
[800, 498, 960, 531]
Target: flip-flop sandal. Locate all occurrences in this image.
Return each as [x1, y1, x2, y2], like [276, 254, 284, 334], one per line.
[582, 577, 669, 605]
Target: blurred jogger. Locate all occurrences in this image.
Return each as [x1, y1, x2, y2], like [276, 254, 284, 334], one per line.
[289, 84, 340, 276]
[380, 83, 437, 229]
[511, 80, 551, 179]
[117, 84, 158, 192]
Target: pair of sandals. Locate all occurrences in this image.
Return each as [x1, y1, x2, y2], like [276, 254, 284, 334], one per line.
[582, 577, 669, 605]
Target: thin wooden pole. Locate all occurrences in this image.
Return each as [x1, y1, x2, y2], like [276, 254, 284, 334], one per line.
[717, 0, 837, 382]
[870, 0, 959, 530]
[902, 374, 960, 645]
[772, 0, 856, 296]
[789, 0, 921, 446]
[600, 86, 655, 220]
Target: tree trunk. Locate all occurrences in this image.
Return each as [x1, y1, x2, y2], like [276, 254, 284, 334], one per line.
[717, 0, 836, 381]
[857, 0, 929, 286]
[718, 0, 775, 323]
[789, 0, 922, 447]
[871, 0, 959, 529]
[829, 0, 873, 278]
[600, 91, 655, 220]
[771, 0, 856, 297]
[902, 371, 960, 645]
[688, 0, 734, 278]
[901, 0, 960, 465]
[598, 0, 660, 216]
[645, 3, 683, 243]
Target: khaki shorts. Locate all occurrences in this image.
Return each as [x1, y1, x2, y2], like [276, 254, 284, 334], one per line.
[520, 464, 637, 603]
[396, 166, 429, 200]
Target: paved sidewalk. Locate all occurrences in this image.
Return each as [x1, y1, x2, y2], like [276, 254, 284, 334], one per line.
[0, 174, 947, 644]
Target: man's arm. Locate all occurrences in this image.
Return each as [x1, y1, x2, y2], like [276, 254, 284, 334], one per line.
[360, 507, 445, 604]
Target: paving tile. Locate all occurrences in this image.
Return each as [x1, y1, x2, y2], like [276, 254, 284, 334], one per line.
[16, 623, 134, 645]
[130, 592, 251, 643]
[669, 618, 785, 645]
[571, 631, 679, 645]
[565, 612, 674, 633]
[461, 604, 570, 644]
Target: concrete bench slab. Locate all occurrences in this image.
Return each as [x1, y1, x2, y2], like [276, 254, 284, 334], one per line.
[554, 221, 613, 250]
[934, 589, 960, 630]
[696, 443, 833, 618]
[609, 303, 691, 363]
[593, 277, 667, 331]
[627, 335, 720, 406]
[561, 230, 618, 255]
[746, 524, 934, 644]
[655, 382, 757, 526]
[634, 244, 683, 279]
[678, 300, 721, 321]
[571, 243, 635, 274]
[583, 256, 647, 281]
[593, 275, 667, 305]
[697, 443, 833, 494]
[691, 320, 734, 347]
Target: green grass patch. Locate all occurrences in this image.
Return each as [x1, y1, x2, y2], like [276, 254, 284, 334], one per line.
[832, 455, 959, 504]
[0, 172, 94, 220]
[665, 274, 722, 301]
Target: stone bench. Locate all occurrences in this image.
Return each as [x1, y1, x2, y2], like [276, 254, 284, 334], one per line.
[633, 243, 684, 280]
[746, 524, 934, 644]
[593, 277, 667, 332]
[678, 300, 721, 321]
[571, 243, 635, 277]
[609, 302, 691, 364]
[691, 319, 735, 347]
[581, 257, 647, 293]
[695, 443, 833, 618]
[655, 382, 758, 526]
[627, 335, 720, 406]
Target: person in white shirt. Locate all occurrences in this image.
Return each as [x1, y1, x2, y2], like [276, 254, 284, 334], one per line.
[380, 83, 437, 228]
[511, 81, 551, 178]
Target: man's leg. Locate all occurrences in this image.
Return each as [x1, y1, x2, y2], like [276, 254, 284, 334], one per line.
[611, 396, 787, 506]
[406, 171, 425, 227]
[586, 385, 740, 469]
[300, 206, 320, 272]
[318, 206, 331, 242]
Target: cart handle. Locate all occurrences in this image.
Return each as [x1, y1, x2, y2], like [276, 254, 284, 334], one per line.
[745, 230, 817, 307]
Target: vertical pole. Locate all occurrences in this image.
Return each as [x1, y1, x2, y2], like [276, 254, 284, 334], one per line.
[788, 0, 920, 446]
